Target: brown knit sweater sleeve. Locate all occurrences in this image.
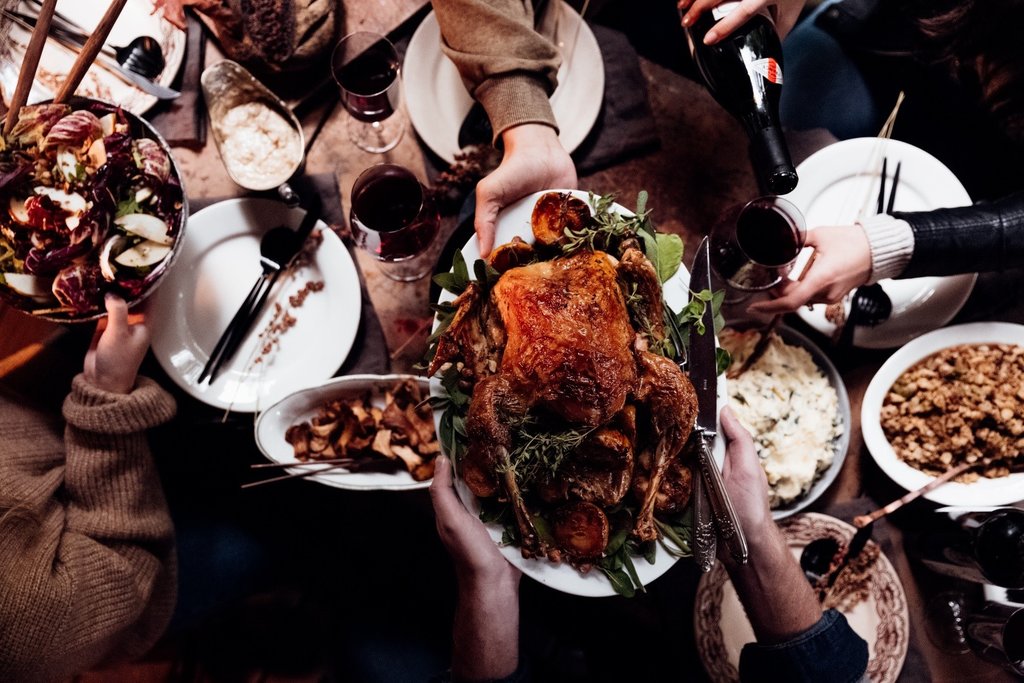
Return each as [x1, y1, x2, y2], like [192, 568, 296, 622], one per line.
[432, 0, 561, 141]
[0, 375, 177, 683]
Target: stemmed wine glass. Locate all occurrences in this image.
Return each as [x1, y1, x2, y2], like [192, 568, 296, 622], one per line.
[331, 32, 405, 153]
[350, 163, 440, 282]
[709, 195, 806, 301]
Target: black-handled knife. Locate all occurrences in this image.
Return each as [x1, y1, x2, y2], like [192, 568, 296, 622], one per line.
[199, 194, 322, 384]
[689, 236, 749, 565]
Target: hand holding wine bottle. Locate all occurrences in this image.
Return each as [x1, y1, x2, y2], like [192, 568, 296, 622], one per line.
[681, 0, 799, 194]
[678, 0, 807, 46]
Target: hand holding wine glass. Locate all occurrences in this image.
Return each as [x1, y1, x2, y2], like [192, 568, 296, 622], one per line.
[709, 195, 806, 300]
[331, 31, 405, 153]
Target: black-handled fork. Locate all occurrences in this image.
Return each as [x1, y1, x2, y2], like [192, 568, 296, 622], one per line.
[198, 194, 322, 384]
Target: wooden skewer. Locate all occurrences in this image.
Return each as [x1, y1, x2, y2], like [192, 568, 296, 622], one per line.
[241, 463, 352, 489]
[250, 458, 356, 470]
[53, 0, 128, 104]
[3, 0, 59, 136]
[852, 461, 975, 528]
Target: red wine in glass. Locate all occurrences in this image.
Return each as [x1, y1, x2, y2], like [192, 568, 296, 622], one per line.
[331, 32, 405, 153]
[710, 195, 805, 292]
[350, 164, 439, 281]
[336, 42, 400, 123]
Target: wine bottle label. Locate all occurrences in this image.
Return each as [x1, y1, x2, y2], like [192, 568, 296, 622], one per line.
[711, 1, 742, 20]
[752, 58, 784, 84]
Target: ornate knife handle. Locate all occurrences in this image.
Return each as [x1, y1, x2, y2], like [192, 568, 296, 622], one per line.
[693, 465, 717, 573]
[697, 431, 749, 565]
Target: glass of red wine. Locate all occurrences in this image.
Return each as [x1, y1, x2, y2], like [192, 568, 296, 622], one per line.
[709, 195, 806, 301]
[350, 163, 440, 281]
[331, 32, 404, 153]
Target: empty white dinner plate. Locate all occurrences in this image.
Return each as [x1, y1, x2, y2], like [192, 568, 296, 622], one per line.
[786, 137, 977, 349]
[861, 322, 1024, 506]
[402, 1, 604, 164]
[150, 198, 361, 413]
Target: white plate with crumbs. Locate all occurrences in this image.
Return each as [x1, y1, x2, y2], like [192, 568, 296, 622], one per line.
[150, 199, 361, 413]
[1, 0, 184, 116]
[403, 1, 604, 164]
[255, 374, 434, 491]
[787, 138, 977, 349]
[862, 322, 1024, 506]
[695, 513, 909, 683]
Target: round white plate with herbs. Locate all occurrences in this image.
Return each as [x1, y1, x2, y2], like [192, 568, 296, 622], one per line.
[429, 189, 727, 598]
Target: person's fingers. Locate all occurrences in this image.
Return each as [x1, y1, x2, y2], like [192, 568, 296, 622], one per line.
[720, 406, 763, 484]
[680, 0, 716, 26]
[474, 188, 500, 258]
[430, 455, 465, 523]
[103, 293, 129, 335]
[703, 1, 760, 43]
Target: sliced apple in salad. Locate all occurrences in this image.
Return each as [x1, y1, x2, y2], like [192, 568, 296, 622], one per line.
[1, 272, 53, 300]
[114, 240, 171, 268]
[114, 213, 172, 245]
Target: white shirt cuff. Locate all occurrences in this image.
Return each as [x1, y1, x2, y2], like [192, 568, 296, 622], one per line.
[859, 214, 915, 283]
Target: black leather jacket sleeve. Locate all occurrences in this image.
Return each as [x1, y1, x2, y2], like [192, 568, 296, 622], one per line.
[894, 191, 1024, 279]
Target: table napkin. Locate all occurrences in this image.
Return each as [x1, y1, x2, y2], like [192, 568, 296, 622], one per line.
[571, 24, 660, 176]
[149, 14, 207, 149]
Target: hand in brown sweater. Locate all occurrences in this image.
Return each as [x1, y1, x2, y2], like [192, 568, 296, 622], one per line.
[0, 295, 177, 682]
[432, 0, 578, 256]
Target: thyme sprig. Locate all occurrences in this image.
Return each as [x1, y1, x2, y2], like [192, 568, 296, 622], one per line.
[499, 416, 597, 490]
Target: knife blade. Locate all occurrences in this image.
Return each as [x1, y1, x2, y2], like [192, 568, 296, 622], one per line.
[689, 237, 749, 565]
[4, 8, 180, 100]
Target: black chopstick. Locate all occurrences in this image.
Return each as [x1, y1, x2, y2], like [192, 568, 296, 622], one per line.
[877, 156, 888, 215]
[886, 161, 901, 213]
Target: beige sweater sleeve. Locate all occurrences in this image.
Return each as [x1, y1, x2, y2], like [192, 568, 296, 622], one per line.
[432, 0, 561, 142]
[0, 375, 177, 683]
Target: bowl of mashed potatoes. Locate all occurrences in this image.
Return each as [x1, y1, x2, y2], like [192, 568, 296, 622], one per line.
[719, 324, 850, 519]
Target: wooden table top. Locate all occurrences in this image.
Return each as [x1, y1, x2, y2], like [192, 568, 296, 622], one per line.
[0, 1, 1018, 680]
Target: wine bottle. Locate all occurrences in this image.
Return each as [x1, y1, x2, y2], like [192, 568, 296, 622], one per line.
[913, 508, 1024, 588]
[684, 2, 798, 195]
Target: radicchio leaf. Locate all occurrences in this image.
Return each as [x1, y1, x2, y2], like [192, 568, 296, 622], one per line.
[44, 110, 104, 151]
[7, 104, 72, 147]
[133, 138, 171, 185]
[91, 133, 135, 212]
[24, 195, 67, 233]
[24, 229, 91, 274]
[0, 162, 31, 196]
[52, 263, 103, 313]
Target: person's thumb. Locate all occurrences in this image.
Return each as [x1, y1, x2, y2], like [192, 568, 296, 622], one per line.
[103, 293, 128, 335]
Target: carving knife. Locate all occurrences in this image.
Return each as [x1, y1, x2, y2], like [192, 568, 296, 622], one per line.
[689, 236, 749, 565]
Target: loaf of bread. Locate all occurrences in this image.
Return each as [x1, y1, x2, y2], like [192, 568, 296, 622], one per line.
[154, 0, 338, 72]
